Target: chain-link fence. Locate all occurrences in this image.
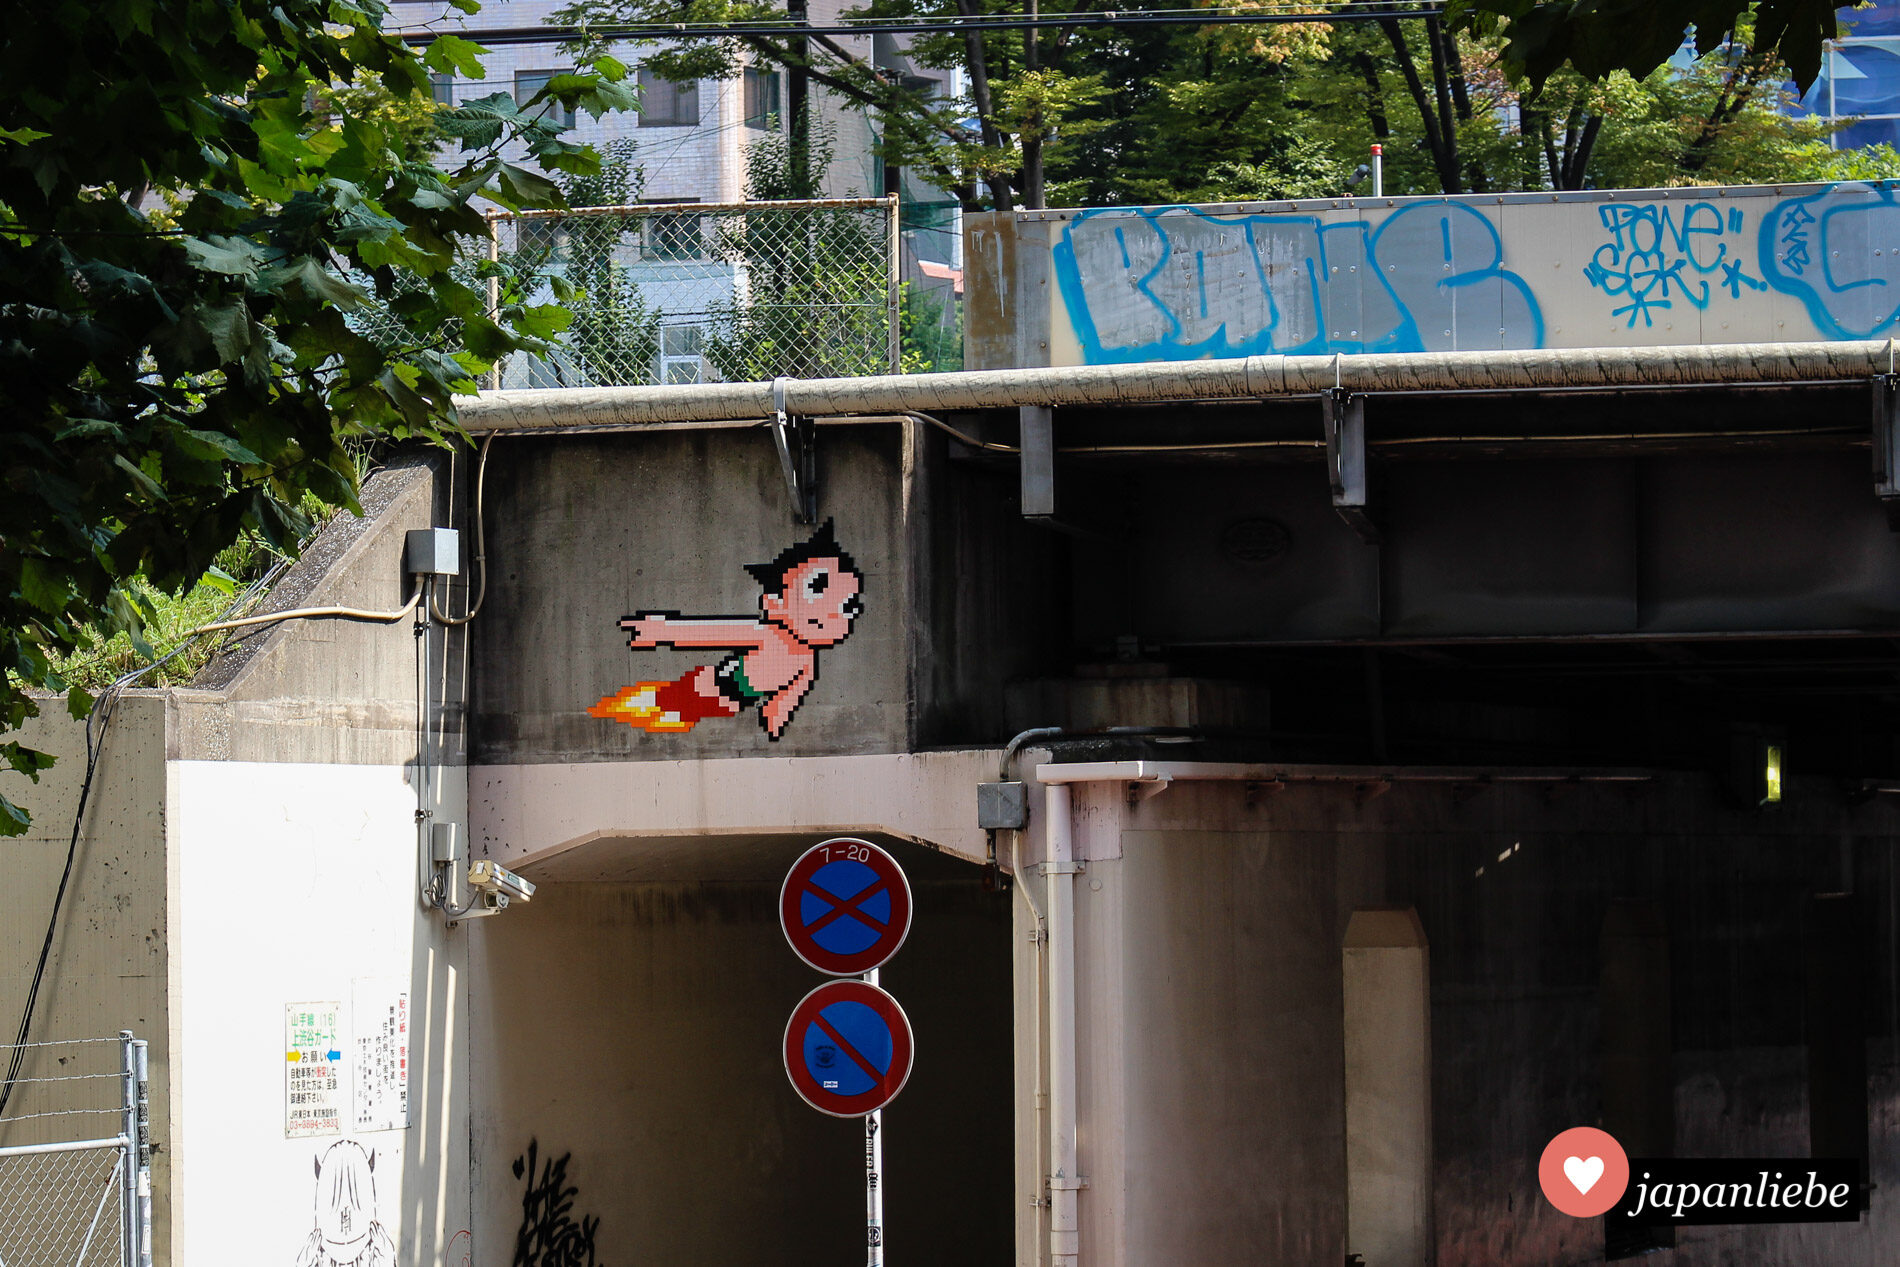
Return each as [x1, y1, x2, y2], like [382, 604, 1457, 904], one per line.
[487, 197, 900, 390]
[0, 1035, 150, 1267]
[0, 1144, 125, 1267]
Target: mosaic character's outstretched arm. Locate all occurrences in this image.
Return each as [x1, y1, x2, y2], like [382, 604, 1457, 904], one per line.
[761, 664, 815, 739]
[621, 612, 769, 651]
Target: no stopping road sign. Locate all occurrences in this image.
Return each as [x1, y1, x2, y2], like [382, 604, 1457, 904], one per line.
[783, 979, 914, 1117]
[780, 837, 913, 976]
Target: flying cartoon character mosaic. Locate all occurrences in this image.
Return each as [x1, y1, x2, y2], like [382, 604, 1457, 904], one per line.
[589, 521, 865, 740]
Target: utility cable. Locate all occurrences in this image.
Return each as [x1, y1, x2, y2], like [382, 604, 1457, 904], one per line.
[430, 432, 495, 626]
[189, 583, 424, 636]
[0, 556, 288, 1118]
[399, 5, 1446, 45]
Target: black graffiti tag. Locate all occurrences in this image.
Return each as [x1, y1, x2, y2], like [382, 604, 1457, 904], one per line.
[512, 1140, 602, 1267]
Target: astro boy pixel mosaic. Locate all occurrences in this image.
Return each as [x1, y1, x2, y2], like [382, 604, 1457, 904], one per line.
[589, 521, 865, 740]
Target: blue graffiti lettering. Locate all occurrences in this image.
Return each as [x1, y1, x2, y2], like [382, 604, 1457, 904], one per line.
[1049, 202, 1542, 362]
[1758, 184, 1900, 339]
[1720, 257, 1767, 299]
[1584, 201, 1757, 328]
[1779, 203, 1815, 276]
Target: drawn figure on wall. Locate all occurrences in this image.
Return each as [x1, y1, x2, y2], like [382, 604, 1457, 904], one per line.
[294, 1141, 395, 1267]
[589, 520, 864, 740]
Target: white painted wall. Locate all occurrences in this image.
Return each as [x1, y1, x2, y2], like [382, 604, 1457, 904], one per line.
[169, 761, 468, 1267]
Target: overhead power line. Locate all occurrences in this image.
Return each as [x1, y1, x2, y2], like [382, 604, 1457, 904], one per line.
[397, 4, 1446, 45]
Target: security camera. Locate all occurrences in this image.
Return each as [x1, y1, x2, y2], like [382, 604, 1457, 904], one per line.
[467, 860, 536, 907]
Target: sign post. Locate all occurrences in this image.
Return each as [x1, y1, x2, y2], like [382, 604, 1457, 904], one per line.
[866, 967, 884, 1266]
[781, 837, 913, 1265]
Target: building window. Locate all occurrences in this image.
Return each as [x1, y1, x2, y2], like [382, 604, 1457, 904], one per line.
[744, 67, 781, 129]
[430, 72, 455, 107]
[514, 70, 577, 129]
[641, 200, 703, 261]
[659, 325, 705, 384]
[514, 216, 568, 261]
[638, 69, 700, 127]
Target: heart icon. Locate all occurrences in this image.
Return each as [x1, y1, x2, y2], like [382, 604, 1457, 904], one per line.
[1540, 1128, 1628, 1217]
[1564, 1155, 1605, 1195]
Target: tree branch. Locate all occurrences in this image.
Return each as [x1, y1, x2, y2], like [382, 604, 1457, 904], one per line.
[1354, 52, 1391, 139]
[1377, 16, 1460, 192]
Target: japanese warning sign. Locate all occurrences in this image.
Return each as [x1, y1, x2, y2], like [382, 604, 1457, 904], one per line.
[782, 979, 915, 1118]
[779, 837, 913, 976]
[352, 982, 410, 1133]
[285, 1002, 344, 1139]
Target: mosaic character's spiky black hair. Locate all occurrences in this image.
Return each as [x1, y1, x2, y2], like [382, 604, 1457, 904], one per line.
[744, 519, 864, 594]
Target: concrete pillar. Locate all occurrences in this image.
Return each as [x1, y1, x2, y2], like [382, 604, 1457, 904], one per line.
[1342, 907, 1431, 1266]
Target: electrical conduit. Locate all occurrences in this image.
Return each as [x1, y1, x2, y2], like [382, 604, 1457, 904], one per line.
[1045, 782, 1081, 1266]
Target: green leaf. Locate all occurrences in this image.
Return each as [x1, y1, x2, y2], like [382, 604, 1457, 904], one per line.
[183, 235, 265, 279]
[0, 126, 50, 146]
[53, 418, 127, 443]
[258, 259, 369, 308]
[179, 427, 263, 465]
[112, 453, 167, 501]
[66, 686, 95, 721]
[195, 298, 254, 364]
[424, 33, 489, 81]
[18, 556, 70, 613]
[0, 792, 29, 836]
[496, 162, 563, 208]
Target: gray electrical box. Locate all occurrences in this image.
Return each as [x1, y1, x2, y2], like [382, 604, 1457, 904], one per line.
[977, 781, 1028, 830]
[405, 527, 461, 577]
[430, 821, 461, 864]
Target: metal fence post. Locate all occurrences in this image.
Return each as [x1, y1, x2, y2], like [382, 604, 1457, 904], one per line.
[119, 1031, 137, 1267]
[134, 1038, 152, 1267]
[486, 212, 504, 393]
[886, 194, 902, 373]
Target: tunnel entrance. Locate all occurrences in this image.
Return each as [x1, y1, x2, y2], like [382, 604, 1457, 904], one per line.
[468, 832, 1013, 1264]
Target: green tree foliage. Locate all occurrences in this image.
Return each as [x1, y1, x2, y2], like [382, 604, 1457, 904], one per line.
[902, 282, 963, 373]
[1047, 12, 1867, 202]
[559, 0, 1865, 211]
[1448, 0, 1843, 94]
[0, 0, 635, 831]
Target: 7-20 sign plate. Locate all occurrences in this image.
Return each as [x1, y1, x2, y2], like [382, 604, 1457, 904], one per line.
[779, 837, 913, 976]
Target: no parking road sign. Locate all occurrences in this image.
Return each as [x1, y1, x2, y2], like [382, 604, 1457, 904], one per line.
[783, 979, 915, 1118]
[780, 837, 913, 976]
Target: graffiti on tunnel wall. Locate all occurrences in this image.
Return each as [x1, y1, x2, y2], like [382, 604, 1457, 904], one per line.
[1052, 201, 1542, 361]
[1760, 184, 1900, 339]
[1032, 182, 1900, 365]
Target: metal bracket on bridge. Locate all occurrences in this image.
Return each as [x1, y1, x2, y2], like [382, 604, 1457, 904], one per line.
[1324, 388, 1380, 544]
[771, 376, 817, 524]
[1873, 375, 1900, 531]
[1020, 403, 1055, 520]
